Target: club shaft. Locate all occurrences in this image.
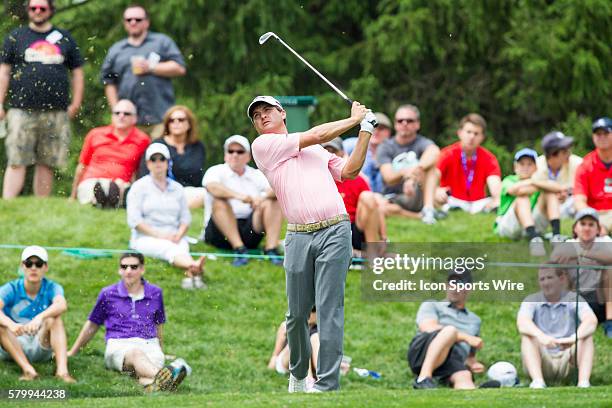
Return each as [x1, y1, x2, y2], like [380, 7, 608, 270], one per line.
[275, 37, 352, 105]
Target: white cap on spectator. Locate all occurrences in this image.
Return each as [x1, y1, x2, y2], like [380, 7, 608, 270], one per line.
[21, 246, 48, 262]
[224, 135, 251, 153]
[145, 143, 171, 160]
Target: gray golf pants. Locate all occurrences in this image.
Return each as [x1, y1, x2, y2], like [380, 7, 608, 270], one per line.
[284, 221, 352, 391]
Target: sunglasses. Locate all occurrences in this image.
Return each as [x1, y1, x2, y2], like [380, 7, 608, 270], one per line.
[29, 6, 48, 12]
[120, 263, 140, 270]
[396, 118, 417, 124]
[124, 17, 144, 23]
[113, 111, 134, 116]
[227, 149, 246, 155]
[169, 117, 187, 124]
[24, 259, 46, 268]
[149, 155, 167, 162]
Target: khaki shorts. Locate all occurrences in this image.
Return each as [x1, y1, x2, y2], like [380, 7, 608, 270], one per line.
[0, 332, 52, 363]
[540, 345, 574, 383]
[600, 210, 612, 233]
[496, 201, 548, 239]
[137, 123, 163, 139]
[5, 108, 70, 168]
[105, 337, 165, 372]
[77, 178, 130, 205]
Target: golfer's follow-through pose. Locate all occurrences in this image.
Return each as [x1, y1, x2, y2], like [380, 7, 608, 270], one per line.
[249, 96, 376, 392]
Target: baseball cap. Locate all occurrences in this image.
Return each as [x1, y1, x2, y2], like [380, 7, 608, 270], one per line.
[447, 269, 472, 284]
[247, 96, 284, 120]
[592, 117, 612, 132]
[574, 207, 599, 224]
[145, 143, 171, 160]
[224, 135, 251, 153]
[374, 112, 392, 129]
[321, 137, 344, 152]
[541, 131, 573, 155]
[514, 148, 538, 162]
[21, 245, 48, 262]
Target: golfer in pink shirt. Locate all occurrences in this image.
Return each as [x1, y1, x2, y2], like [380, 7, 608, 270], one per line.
[249, 96, 376, 392]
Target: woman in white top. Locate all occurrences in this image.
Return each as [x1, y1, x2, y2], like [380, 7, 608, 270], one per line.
[127, 144, 205, 289]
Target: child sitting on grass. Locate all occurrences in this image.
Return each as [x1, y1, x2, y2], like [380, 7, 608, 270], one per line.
[495, 148, 565, 252]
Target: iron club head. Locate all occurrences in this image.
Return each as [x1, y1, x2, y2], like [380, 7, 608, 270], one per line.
[258, 32, 278, 45]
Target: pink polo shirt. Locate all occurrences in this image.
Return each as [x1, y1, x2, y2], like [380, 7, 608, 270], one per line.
[252, 132, 348, 224]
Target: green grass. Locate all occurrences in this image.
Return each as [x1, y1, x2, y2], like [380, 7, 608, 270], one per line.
[0, 198, 610, 407]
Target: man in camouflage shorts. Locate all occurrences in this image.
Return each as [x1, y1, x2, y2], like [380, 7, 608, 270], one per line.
[0, 0, 84, 198]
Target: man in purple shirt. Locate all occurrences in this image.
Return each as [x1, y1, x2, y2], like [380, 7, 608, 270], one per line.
[68, 252, 189, 392]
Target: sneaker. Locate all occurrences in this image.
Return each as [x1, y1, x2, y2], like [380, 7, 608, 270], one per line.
[107, 181, 120, 209]
[171, 358, 192, 376]
[577, 380, 591, 388]
[264, 248, 284, 266]
[413, 377, 436, 389]
[232, 246, 249, 267]
[144, 366, 174, 393]
[479, 380, 501, 388]
[604, 320, 612, 338]
[288, 374, 307, 393]
[421, 207, 437, 225]
[529, 236, 546, 257]
[529, 379, 546, 389]
[193, 275, 207, 290]
[434, 209, 448, 220]
[93, 182, 107, 208]
[167, 365, 188, 392]
[181, 277, 195, 290]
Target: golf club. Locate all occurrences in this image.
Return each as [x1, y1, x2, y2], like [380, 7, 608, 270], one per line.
[258, 31, 353, 106]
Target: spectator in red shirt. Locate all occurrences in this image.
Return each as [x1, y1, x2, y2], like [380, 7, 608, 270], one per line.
[69, 99, 150, 208]
[435, 114, 501, 214]
[322, 138, 387, 254]
[574, 117, 612, 234]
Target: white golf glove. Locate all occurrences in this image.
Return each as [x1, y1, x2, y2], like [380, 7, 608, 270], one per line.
[360, 111, 378, 134]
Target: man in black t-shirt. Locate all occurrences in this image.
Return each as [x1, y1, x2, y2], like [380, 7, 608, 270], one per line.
[0, 0, 84, 199]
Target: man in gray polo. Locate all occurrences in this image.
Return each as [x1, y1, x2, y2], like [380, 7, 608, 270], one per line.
[517, 266, 597, 388]
[408, 271, 487, 389]
[249, 95, 375, 392]
[101, 4, 186, 138]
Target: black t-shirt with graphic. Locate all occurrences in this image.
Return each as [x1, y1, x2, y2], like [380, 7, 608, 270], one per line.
[1, 26, 84, 111]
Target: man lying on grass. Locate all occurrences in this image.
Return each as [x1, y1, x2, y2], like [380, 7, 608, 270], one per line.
[0, 246, 76, 382]
[408, 270, 498, 389]
[68, 252, 190, 392]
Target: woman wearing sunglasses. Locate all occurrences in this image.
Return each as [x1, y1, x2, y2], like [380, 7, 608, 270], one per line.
[139, 105, 206, 208]
[127, 143, 205, 289]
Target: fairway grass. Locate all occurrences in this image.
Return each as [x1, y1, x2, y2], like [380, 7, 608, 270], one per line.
[0, 198, 610, 407]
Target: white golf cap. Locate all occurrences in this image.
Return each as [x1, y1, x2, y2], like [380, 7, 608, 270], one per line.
[21, 245, 48, 262]
[247, 96, 284, 120]
[145, 143, 171, 160]
[224, 135, 251, 153]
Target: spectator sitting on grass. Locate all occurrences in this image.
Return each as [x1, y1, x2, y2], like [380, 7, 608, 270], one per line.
[495, 148, 565, 253]
[127, 143, 205, 290]
[551, 207, 612, 338]
[0, 246, 75, 383]
[532, 131, 582, 220]
[435, 113, 501, 214]
[138, 105, 206, 209]
[408, 270, 494, 390]
[377, 104, 441, 224]
[517, 265, 597, 388]
[202, 135, 283, 267]
[573, 117, 612, 234]
[68, 252, 190, 393]
[322, 137, 388, 255]
[69, 99, 150, 208]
